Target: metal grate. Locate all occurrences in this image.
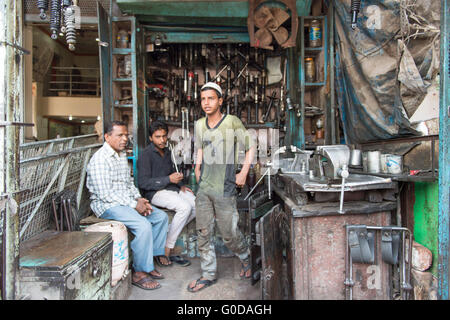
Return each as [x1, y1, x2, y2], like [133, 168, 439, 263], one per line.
[20, 134, 99, 160]
[24, 0, 111, 17]
[18, 144, 101, 241]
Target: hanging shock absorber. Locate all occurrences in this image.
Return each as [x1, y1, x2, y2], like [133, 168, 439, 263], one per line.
[351, 0, 361, 30]
[64, 4, 77, 51]
[37, 0, 49, 20]
[49, 0, 62, 40]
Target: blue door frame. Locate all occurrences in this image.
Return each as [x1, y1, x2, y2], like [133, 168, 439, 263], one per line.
[439, 0, 450, 300]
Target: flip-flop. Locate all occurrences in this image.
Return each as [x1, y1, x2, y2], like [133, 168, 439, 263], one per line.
[169, 255, 191, 267]
[187, 278, 217, 293]
[240, 262, 252, 279]
[132, 276, 161, 290]
[154, 255, 173, 267]
[148, 269, 165, 279]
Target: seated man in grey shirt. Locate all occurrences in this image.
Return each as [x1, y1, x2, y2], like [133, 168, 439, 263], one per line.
[137, 121, 195, 267]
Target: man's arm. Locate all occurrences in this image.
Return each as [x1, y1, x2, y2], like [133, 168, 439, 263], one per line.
[235, 146, 256, 187]
[194, 148, 203, 183]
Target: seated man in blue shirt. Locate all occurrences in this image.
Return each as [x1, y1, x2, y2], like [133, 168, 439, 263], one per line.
[86, 120, 168, 290]
[138, 121, 195, 267]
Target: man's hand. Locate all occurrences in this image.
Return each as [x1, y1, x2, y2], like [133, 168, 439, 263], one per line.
[169, 172, 184, 184]
[180, 185, 194, 194]
[235, 171, 247, 188]
[136, 198, 152, 216]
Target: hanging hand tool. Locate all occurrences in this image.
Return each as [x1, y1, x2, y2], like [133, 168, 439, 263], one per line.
[254, 75, 259, 124]
[194, 72, 199, 120]
[262, 91, 278, 122]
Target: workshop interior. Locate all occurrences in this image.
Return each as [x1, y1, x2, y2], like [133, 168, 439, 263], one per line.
[0, 0, 447, 300]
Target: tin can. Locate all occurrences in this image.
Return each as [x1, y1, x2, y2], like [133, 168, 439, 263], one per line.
[386, 155, 403, 174]
[367, 151, 381, 173]
[305, 57, 315, 83]
[309, 20, 322, 47]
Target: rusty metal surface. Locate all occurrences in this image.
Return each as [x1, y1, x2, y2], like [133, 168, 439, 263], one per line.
[291, 211, 391, 300]
[248, 191, 272, 286]
[19, 230, 112, 300]
[260, 204, 285, 300]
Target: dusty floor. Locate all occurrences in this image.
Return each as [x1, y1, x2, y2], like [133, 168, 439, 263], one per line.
[128, 256, 261, 300]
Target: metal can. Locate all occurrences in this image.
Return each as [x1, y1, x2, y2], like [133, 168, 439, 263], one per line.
[305, 57, 315, 83]
[309, 20, 322, 47]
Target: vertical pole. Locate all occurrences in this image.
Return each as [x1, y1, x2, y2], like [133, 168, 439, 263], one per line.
[329, 2, 336, 145]
[438, 0, 450, 301]
[0, 0, 23, 300]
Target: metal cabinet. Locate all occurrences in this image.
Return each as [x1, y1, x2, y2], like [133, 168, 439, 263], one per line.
[19, 231, 112, 300]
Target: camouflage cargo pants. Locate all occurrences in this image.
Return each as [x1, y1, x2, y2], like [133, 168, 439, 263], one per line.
[195, 190, 250, 281]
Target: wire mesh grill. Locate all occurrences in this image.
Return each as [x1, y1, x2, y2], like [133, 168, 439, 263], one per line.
[18, 144, 101, 241]
[24, 0, 111, 17]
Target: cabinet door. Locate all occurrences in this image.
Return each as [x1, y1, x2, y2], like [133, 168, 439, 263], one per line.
[259, 203, 286, 300]
[97, 2, 112, 123]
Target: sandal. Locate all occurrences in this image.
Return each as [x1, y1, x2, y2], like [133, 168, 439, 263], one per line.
[187, 278, 217, 293]
[169, 255, 191, 267]
[154, 255, 173, 267]
[240, 261, 252, 279]
[132, 276, 161, 290]
[148, 269, 164, 280]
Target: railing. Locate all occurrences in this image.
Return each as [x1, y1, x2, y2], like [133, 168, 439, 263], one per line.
[20, 133, 99, 160]
[47, 66, 100, 97]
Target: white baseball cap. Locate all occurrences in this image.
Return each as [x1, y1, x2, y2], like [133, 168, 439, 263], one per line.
[201, 82, 222, 97]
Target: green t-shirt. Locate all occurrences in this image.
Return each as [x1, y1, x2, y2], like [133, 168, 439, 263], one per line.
[195, 114, 255, 197]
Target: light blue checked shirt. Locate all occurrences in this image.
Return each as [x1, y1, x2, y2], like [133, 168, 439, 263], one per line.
[86, 142, 141, 217]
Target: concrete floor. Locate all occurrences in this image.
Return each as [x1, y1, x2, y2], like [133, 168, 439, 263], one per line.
[128, 256, 261, 300]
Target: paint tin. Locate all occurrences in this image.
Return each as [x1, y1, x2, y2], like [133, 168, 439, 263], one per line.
[350, 149, 362, 166]
[380, 154, 389, 173]
[386, 154, 403, 174]
[367, 151, 381, 173]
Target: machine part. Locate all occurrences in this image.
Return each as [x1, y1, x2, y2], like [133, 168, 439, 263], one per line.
[262, 91, 277, 122]
[314, 145, 351, 180]
[338, 164, 349, 214]
[37, 0, 49, 20]
[63, 5, 77, 51]
[381, 227, 400, 265]
[187, 71, 194, 101]
[345, 225, 413, 300]
[351, 0, 361, 30]
[49, 0, 62, 40]
[348, 225, 375, 264]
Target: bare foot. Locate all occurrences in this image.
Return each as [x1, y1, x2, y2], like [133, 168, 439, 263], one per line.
[239, 262, 251, 278]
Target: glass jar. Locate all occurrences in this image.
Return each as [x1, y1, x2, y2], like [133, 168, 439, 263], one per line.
[305, 57, 315, 83]
[309, 20, 322, 47]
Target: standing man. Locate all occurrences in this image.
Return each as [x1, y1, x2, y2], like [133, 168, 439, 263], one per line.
[138, 120, 195, 267]
[187, 82, 256, 293]
[86, 121, 168, 290]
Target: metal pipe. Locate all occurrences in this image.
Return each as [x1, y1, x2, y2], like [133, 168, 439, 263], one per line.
[1, 0, 23, 300]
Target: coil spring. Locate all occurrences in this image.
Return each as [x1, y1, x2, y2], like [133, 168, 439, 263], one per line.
[49, 0, 61, 40]
[64, 6, 77, 51]
[351, 0, 361, 12]
[37, 0, 49, 20]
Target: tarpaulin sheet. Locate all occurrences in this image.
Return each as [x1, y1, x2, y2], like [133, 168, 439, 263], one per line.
[331, 0, 439, 144]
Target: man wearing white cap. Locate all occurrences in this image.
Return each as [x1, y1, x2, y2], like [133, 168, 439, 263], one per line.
[187, 82, 256, 292]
